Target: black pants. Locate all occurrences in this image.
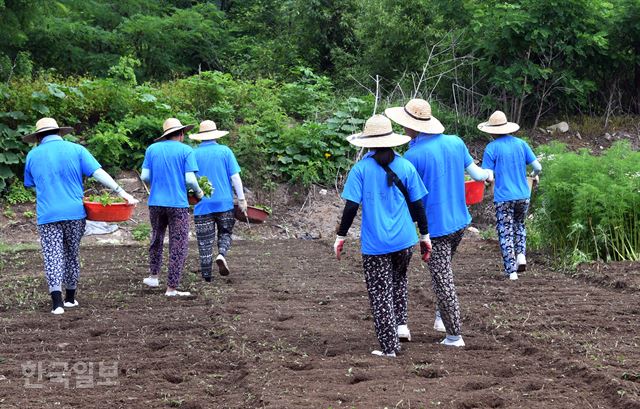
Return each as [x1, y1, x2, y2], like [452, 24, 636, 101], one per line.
[362, 247, 413, 354]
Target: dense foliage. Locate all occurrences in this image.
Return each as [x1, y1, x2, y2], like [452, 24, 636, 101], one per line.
[531, 141, 640, 263]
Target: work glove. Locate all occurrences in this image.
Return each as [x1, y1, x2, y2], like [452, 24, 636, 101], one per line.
[334, 235, 346, 260]
[238, 199, 248, 213]
[118, 190, 139, 205]
[529, 172, 539, 186]
[419, 234, 432, 262]
[485, 169, 494, 184]
[194, 189, 205, 199]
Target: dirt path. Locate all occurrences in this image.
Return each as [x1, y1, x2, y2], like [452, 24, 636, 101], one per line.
[0, 237, 639, 409]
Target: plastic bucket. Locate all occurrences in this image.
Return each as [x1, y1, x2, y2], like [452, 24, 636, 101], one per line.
[83, 201, 134, 222]
[234, 205, 270, 224]
[464, 180, 485, 205]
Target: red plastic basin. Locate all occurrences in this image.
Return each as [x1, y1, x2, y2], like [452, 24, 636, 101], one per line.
[83, 200, 135, 222]
[188, 195, 200, 205]
[464, 180, 485, 205]
[234, 205, 270, 224]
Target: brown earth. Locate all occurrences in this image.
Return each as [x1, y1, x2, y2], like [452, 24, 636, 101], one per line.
[0, 236, 639, 409]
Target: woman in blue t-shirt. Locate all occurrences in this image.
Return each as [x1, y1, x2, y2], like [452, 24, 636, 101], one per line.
[478, 111, 542, 280]
[189, 120, 247, 281]
[386, 99, 490, 347]
[23, 118, 138, 315]
[335, 115, 431, 357]
[140, 118, 203, 297]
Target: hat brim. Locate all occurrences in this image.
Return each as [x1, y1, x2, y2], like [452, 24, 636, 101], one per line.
[22, 126, 73, 143]
[155, 125, 195, 141]
[477, 122, 520, 134]
[188, 130, 229, 141]
[384, 107, 445, 134]
[347, 132, 411, 148]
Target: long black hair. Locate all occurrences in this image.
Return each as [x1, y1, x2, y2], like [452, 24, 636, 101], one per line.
[372, 148, 396, 186]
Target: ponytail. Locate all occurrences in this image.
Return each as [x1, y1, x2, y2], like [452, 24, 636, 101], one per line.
[372, 148, 396, 186]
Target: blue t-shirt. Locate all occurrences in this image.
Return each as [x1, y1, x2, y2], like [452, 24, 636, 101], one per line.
[193, 141, 241, 215]
[482, 135, 537, 203]
[24, 135, 101, 225]
[142, 140, 199, 208]
[341, 152, 427, 256]
[404, 134, 474, 238]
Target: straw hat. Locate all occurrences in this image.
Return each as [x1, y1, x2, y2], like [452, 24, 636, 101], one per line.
[188, 120, 229, 141]
[384, 99, 445, 134]
[477, 111, 520, 134]
[22, 118, 73, 143]
[347, 114, 411, 148]
[156, 118, 194, 141]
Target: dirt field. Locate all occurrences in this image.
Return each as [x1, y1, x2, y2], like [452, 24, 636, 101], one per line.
[1, 235, 639, 409]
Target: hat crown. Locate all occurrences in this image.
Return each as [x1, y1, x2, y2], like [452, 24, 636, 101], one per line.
[35, 117, 59, 131]
[362, 115, 393, 137]
[488, 111, 508, 126]
[198, 120, 218, 133]
[405, 99, 432, 119]
[163, 118, 184, 133]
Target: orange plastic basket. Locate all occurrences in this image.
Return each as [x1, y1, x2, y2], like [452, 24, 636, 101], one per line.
[464, 180, 485, 205]
[83, 200, 135, 222]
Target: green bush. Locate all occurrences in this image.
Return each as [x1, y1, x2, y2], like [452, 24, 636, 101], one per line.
[533, 141, 640, 263]
[4, 179, 35, 205]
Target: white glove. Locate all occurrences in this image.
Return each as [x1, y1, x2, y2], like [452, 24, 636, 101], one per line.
[118, 190, 139, 205]
[485, 169, 494, 183]
[195, 189, 204, 199]
[334, 235, 346, 260]
[238, 199, 248, 213]
[529, 172, 539, 185]
[419, 234, 432, 262]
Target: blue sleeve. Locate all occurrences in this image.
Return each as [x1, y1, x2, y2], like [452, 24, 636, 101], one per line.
[462, 141, 473, 168]
[24, 156, 34, 187]
[142, 149, 150, 170]
[80, 146, 101, 176]
[341, 166, 363, 204]
[227, 149, 241, 176]
[523, 141, 537, 164]
[405, 163, 427, 202]
[482, 145, 495, 171]
[185, 148, 199, 173]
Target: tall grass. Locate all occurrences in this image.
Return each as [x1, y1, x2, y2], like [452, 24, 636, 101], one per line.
[533, 141, 640, 263]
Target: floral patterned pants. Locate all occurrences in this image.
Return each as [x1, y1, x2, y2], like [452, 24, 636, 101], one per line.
[194, 210, 236, 279]
[37, 219, 86, 293]
[149, 206, 190, 289]
[362, 247, 413, 354]
[495, 199, 530, 275]
[428, 228, 465, 336]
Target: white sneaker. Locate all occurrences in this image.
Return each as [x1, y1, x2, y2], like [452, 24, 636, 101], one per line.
[63, 300, 79, 308]
[51, 307, 65, 315]
[516, 254, 527, 272]
[143, 276, 159, 287]
[165, 290, 192, 297]
[371, 350, 396, 357]
[433, 317, 446, 332]
[397, 325, 411, 341]
[509, 272, 519, 280]
[440, 336, 465, 347]
[216, 254, 230, 276]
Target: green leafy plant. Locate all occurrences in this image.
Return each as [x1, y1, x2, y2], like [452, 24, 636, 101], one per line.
[4, 178, 35, 205]
[188, 176, 213, 198]
[22, 211, 35, 219]
[252, 204, 272, 214]
[87, 192, 126, 206]
[131, 223, 151, 241]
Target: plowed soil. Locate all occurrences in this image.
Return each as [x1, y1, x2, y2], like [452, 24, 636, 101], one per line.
[1, 236, 639, 409]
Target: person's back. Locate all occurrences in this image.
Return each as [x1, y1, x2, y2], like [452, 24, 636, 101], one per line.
[194, 142, 239, 214]
[404, 134, 472, 238]
[482, 135, 536, 203]
[143, 140, 195, 208]
[25, 138, 99, 224]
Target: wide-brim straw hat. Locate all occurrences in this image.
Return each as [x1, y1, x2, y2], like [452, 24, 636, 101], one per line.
[477, 111, 520, 134]
[347, 114, 411, 148]
[22, 118, 73, 143]
[385, 99, 445, 134]
[155, 118, 194, 141]
[189, 120, 229, 141]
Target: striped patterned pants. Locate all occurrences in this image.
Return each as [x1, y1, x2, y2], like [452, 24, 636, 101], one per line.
[194, 210, 235, 279]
